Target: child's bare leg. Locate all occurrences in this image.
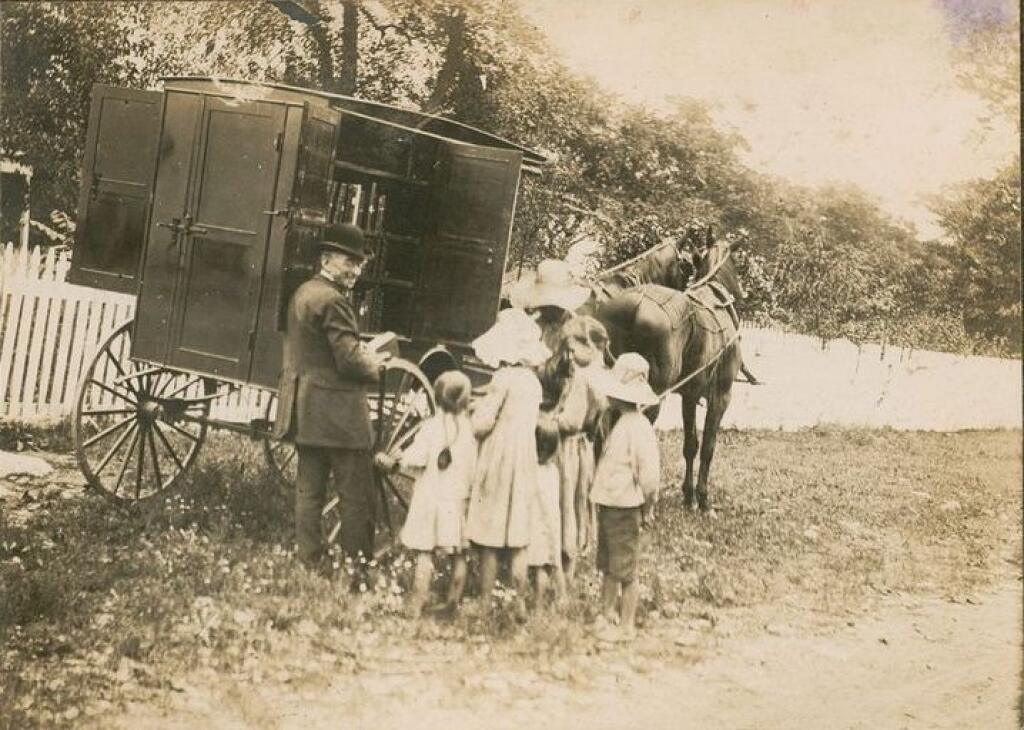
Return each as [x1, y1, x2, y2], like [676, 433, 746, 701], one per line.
[563, 553, 577, 586]
[620, 578, 639, 634]
[407, 552, 434, 617]
[600, 574, 618, 622]
[509, 548, 529, 616]
[552, 565, 568, 606]
[576, 487, 590, 553]
[446, 553, 468, 607]
[478, 548, 499, 604]
[535, 566, 550, 605]
[589, 502, 598, 555]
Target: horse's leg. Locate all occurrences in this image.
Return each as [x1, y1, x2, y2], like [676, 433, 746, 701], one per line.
[696, 382, 732, 514]
[681, 391, 699, 510]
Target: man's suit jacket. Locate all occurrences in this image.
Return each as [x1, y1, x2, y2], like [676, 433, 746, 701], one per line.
[273, 275, 380, 448]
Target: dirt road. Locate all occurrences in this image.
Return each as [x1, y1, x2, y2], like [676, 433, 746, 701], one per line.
[112, 577, 1021, 730]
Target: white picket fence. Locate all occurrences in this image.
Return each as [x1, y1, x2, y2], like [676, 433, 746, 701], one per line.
[0, 243, 274, 424]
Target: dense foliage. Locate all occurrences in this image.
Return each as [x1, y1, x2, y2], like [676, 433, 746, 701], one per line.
[1, 0, 1018, 355]
[930, 157, 1021, 352]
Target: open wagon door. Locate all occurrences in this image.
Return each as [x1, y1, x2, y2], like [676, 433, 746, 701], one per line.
[413, 144, 522, 345]
[70, 85, 162, 293]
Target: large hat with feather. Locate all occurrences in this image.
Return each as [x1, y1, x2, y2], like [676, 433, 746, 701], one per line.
[509, 259, 590, 312]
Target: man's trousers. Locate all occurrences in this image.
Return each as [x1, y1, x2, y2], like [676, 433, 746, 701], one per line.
[294, 445, 376, 566]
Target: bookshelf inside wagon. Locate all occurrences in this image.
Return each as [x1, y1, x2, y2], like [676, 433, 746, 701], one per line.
[68, 77, 547, 535]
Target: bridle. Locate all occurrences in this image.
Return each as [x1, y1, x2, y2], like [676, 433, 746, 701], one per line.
[687, 244, 731, 291]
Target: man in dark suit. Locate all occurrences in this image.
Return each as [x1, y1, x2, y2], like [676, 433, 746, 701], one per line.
[273, 223, 389, 572]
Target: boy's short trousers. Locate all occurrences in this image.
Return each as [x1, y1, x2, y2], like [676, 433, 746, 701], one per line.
[596, 505, 641, 582]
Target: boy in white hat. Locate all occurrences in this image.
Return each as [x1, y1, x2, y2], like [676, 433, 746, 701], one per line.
[590, 353, 661, 642]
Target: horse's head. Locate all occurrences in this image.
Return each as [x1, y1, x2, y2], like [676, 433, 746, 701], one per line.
[692, 233, 747, 300]
[667, 234, 700, 288]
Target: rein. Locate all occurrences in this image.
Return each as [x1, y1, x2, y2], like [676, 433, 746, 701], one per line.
[593, 240, 674, 280]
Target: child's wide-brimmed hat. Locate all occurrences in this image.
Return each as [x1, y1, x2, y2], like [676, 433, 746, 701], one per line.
[596, 352, 659, 407]
[509, 259, 590, 312]
[473, 308, 551, 368]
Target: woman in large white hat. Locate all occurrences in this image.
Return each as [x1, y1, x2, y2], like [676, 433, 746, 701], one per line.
[509, 259, 590, 352]
[466, 308, 550, 615]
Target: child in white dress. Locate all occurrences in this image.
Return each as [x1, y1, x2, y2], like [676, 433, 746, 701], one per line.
[528, 421, 566, 606]
[376, 370, 477, 618]
[466, 308, 550, 616]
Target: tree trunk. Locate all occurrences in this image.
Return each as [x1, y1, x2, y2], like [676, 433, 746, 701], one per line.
[338, 0, 359, 95]
[304, 0, 335, 92]
[422, 7, 466, 114]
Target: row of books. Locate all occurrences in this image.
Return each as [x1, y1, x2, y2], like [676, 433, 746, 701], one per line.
[327, 180, 388, 232]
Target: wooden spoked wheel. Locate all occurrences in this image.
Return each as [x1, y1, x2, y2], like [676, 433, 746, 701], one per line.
[261, 394, 297, 488]
[73, 321, 212, 504]
[322, 358, 436, 554]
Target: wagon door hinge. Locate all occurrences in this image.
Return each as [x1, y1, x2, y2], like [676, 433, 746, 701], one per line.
[273, 132, 283, 152]
[248, 328, 257, 352]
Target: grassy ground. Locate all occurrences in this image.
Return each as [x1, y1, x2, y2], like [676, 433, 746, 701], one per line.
[0, 418, 74, 453]
[0, 429, 1020, 728]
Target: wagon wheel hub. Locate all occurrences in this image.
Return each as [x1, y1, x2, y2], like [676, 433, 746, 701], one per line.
[137, 399, 162, 424]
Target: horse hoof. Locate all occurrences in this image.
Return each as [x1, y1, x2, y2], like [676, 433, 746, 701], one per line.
[700, 506, 717, 520]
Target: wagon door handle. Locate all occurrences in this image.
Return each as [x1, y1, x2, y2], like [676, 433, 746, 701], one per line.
[157, 217, 183, 247]
[157, 217, 182, 232]
[188, 224, 209, 237]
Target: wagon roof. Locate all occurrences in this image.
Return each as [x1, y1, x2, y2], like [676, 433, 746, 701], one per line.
[161, 77, 550, 168]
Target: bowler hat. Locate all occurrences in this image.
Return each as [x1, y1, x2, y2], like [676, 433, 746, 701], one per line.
[318, 223, 371, 259]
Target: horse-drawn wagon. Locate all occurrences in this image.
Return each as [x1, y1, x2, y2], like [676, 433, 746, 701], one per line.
[69, 77, 549, 544]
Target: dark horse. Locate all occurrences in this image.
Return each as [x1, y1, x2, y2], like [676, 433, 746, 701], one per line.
[584, 237, 746, 513]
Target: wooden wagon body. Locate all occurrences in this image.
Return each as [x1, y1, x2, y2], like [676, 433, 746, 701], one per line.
[69, 78, 546, 522]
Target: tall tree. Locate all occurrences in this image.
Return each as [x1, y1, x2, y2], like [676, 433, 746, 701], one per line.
[1, 2, 155, 220]
[931, 157, 1021, 352]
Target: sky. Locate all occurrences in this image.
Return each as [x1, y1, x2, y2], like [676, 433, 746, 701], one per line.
[520, 0, 1019, 239]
